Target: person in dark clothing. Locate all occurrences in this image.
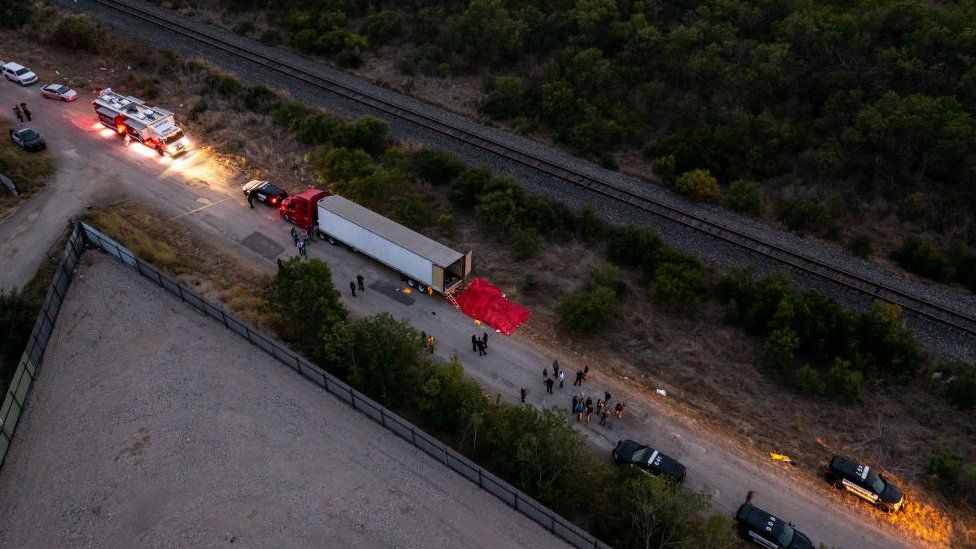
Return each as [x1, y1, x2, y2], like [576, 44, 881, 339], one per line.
[520, 388, 527, 403]
[482, 332, 488, 349]
[20, 103, 30, 121]
[585, 404, 593, 424]
[545, 377, 554, 394]
[583, 365, 589, 381]
[13, 105, 22, 122]
[572, 395, 579, 412]
[349, 281, 356, 297]
[290, 227, 299, 246]
[421, 331, 427, 346]
[600, 409, 610, 426]
[585, 396, 593, 409]
[543, 368, 548, 380]
[471, 334, 478, 352]
[480, 339, 487, 356]
[604, 391, 611, 405]
[574, 371, 583, 386]
[357, 274, 364, 291]
[247, 190, 255, 208]
[276, 258, 283, 270]
[615, 402, 625, 418]
[552, 360, 559, 378]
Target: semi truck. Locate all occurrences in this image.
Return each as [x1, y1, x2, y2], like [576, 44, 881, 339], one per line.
[93, 88, 190, 156]
[279, 191, 473, 295]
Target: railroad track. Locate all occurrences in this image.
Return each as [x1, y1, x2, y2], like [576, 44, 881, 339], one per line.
[92, 0, 976, 337]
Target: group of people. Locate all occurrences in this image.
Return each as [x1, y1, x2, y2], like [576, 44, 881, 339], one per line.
[289, 227, 310, 260]
[471, 332, 489, 356]
[349, 274, 364, 297]
[572, 391, 626, 426]
[12, 102, 31, 123]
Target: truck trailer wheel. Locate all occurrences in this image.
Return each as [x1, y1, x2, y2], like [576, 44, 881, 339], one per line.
[407, 279, 417, 288]
[417, 284, 428, 293]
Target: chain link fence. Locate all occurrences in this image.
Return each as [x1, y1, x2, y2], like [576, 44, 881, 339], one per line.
[1, 222, 608, 549]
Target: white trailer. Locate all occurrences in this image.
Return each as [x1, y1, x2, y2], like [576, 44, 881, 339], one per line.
[316, 195, 472, 295]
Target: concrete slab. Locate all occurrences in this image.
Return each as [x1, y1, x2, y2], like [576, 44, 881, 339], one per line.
[241, 230, 285, 260]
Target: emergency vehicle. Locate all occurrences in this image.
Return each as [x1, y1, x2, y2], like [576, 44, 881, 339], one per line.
[93, 88, 190, 156]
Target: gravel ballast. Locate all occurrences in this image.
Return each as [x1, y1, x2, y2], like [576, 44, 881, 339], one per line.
[0, 253, 568, 548]
[55, 0, 976, 361]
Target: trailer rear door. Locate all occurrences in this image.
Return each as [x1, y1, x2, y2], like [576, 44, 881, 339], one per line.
[464, 250, 473, 277]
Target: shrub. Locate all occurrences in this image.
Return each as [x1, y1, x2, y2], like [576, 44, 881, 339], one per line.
[296, 112, 343, 145]
[479, 76, 524, 120]
[363, 9, 401, 48]
[825, 357, 862, 402]
[416, 148, 466, 186]
[759, 327, 799, 372]
[233, 21, 255, 35]
[727, 180, 762, 216]
[650, 260, 708, 308]
[509, 226, 541, 260]
[475, 188, 523, 235]
[947, 241, 976, 293]
[392, 193, 430, 230]
[779, 198, 829, 232]
[557, 285, 618, 332]
[847, 234, 873, 258]
[674, 169, 719, 202]
[437, 211, 456, 236]
[944, 369, 976, 410]
[188, 99, 208, 120]
[317, 147, 376, 183]
[272, 258, 347, 344]
[238, 84, 281, 114]
[576, 204, 603, 242]
[793, 364, 826, 395]
[50, 15, 104, 53]
[0, 289, 38, 368]
[259, 28, 282, 45]
[338, 116, 389, 155]
[203, 73, 244, 96]
[891, 236, 954, 282]
[651, 154, 676, 184]
[606, 226, 664, 273]
[587, 265, 625, 296]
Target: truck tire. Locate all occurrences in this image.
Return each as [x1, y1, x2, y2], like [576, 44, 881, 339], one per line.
[407, 279, 417, 288]
[417, 284, 428, 294]
[327, 235, 338, 245]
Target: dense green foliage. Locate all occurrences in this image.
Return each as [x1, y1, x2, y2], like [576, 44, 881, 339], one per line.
[717, 270, 923, 400]
[270, 256, 735, 547]
[891, 236, 976, 293]
[0, 290, 39, 394]
[923, 448, 976, 506]
[606, 226, 708, 309]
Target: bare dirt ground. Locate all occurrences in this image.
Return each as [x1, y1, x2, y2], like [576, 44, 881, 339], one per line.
[0, 253, 568, 549]
[0, 15, 971, 547]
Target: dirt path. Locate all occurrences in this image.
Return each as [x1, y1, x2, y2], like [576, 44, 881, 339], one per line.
[0, 82, 923, 547]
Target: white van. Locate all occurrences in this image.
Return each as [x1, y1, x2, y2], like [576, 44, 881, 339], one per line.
[3, 62, 38, 85]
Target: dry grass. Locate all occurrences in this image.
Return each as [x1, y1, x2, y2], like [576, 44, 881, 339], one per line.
[0, 119, 54, 220]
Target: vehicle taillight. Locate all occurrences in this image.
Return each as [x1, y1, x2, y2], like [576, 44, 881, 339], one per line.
[270, 197, 278, 205]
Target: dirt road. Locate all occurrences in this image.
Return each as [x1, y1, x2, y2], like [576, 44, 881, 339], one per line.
[0, 83, 920, 548]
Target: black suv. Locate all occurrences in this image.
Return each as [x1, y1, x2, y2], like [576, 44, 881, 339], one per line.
[243, 179, 288, 207]
[735, 502, 813, 549]
[611, 439, 687, 483]
[826, 455, 904, 512]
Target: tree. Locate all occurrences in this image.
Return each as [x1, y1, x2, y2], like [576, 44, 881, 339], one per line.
[272, 258, 347, 344]
[727, 180, 762, 216]
[363, 10, 401, 48]
[890, 236, 954, 282]
[416, 148, 466, 186]
[651, 260, 707, 308]
[339, 116, 389, 155]
[343, 313, 428, 406]
[479, 76, 524, 119]
[674, 169, 719, 202]
[759, 327, 800, 372]
[317, 147, 376, 183]
[624, 470, 711, 549]
[557, 285, 617, 332]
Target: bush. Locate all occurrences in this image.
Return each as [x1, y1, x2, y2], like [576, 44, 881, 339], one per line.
[416, 148, 466, 186]
[793, 364, 826, 395]
[651, 154, 676, 184]
[203, 73, 244, 96]
[233, 21, 255, 35]
[674, 169, 719, 202]
[479, 76, 524, 120]
[475, 188, 523, 235]
[650, 259, 708, 308]
[509, 226, 541, 260]
[587, 265, 625, 296]
[238, 84, 281, 114]
[606, 226, 664, 273]
[259, 28, 282, 45]
[437, 211, 455, 236]
[49, 15, 104, 53]
[363, 9, 401, 48]
[891, 236, 954, 282]
[392, 193, 430, 230]
[0, 289, 38, 368]
[944, 369, 976, 410]
[779, 198, 829, 232]
[317, 147, 376, 183]
[759, 327, 799, 372]
[272, 258, 347, 344]
[847, 234, 873, 258]
[449, 167, 493, 207]
[576, 204, 603, 242]
[338, 116, 389, 155]
[557, 285, 618, 332]
[727, 180, 762, 216]
[825, 357, 862, 402]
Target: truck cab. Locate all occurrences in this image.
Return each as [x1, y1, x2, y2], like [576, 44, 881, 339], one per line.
[279, 189, 327, 231]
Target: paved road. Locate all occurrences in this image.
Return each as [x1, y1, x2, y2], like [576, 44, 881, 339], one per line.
[0, 81, 919, 548]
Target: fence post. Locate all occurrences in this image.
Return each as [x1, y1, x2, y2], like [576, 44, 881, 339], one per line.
[478, 469, 483, 488]
[379, 408, 385, 427]
[350, 391, 356, 408]
[176, 284, 186, 302]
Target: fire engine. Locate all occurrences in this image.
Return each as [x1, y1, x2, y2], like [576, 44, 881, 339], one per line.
[93, 88, 190, 156]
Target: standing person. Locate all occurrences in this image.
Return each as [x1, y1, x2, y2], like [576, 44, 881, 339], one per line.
[20, 103, 30, 122]
[427, 335, 435, 353]
[600, 408, 610, 426]
[290, 227, 299, 246]
[585, 396, 593, 410]
[471, 334, 478, 353]
[247, 190, 255, 209]
[300, 229, 310, 247]
[558, 370, 565, 389]
[615, 402, 625, 419]
[356, 274, 364, 291]
[604, 391, 611, 406]
[421, 331, 427, 346]
[597, 399, 605, 417]
[543, 367, 548, 380]
[349, 281, 357, 297]
[575, 402, 585, 424]
[520, 388, 527, 403]
[477, 338, 487, 356]
[298, 240, 308, 260]
[583, 365, 590, 381]
[545, 376, 554, 395]
[572, 395, 579, 412]
[574, 371, 583, 386]
[585, 403, 593, 424]
[13, 105, 22, 122]
[482, 332, 488, 351]
[276, 258, 283, 270]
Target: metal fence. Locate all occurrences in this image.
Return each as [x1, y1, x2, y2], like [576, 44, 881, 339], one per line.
[1, 222, 607, 549]
[0, 223, 86, 470]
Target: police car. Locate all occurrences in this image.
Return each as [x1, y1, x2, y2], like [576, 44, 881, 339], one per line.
[735, 501, 813, 549]
[242, 180, 288, 207]
[611, 439, 687, 483]
[826, 455, 904, 512]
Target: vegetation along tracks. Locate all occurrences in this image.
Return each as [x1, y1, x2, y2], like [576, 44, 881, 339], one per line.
[92, 0, 976, 338]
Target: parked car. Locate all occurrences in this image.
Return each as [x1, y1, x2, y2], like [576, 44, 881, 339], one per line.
[735, 501, 813, 549]
[825, 455, 904, 512]
[9, 127, 45, 151]
[611, 439, 686, 483]
[2, 62, 38, 85]
[242, 179, 287, 207]
[41, 83, 77, 101]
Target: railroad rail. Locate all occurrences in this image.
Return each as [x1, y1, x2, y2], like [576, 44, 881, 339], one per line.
[91, 0, 976, 337]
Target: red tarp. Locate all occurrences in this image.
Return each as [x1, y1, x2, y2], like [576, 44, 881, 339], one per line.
[454, 278, 530, 336]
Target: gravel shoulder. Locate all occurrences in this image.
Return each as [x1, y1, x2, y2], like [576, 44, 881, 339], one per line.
[0, 253, 567, 549]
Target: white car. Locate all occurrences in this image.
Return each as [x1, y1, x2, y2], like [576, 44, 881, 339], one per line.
[41, 83, 77, 101]
[2, 62, 38, 85]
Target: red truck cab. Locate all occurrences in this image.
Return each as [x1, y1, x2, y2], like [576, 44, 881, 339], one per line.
[279, 189, 327, 231]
